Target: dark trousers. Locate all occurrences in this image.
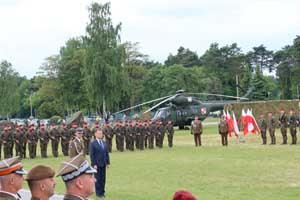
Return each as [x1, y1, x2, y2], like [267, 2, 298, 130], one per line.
[261, 131, 267, 144]
[269, 129, 276, 144]
[220, 133, 228, 146]
[106, 138, 113, 153]
[280, 127, 287, 144]
[95, 166, 106, 197]
[194, 133, 201, 146]
[167, 134, 173, 147]
[290, 127, 297, 144]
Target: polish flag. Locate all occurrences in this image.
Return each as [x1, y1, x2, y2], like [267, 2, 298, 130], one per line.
[232, 111, 240, 137]
[226, 110, 234, 137]
[243, 109, 260, 135]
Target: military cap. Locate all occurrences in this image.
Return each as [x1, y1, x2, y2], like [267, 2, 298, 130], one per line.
[26, 165, 55, 181]
[0, 157, 27, 176]
[56, 153, 96, 182]
[75, 127, 83, 133]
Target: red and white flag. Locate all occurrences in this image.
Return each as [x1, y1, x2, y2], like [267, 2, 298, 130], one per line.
[226, 110, 234, 137]
[232, 111, 240, 137]
[243, 109, 260, 135]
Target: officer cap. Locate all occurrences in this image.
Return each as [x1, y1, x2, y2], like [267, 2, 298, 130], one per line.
[26, 165, 55, 181]
[56, 153, 96, 182]
[75, 127, 83, 133]
[0, 156, 27, 176]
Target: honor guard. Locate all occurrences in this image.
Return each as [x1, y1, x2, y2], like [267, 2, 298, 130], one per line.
[257, 114, 267, 145]
[289, 109, 297, 145]
[267, 112, 276, 145]
[49, 124, 60, 157]
[166, 120, 174, 148]
[37, 123, 49, 158]
[278, 109, 288, 144]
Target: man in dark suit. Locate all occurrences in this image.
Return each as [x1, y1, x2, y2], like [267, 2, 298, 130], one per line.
[90, 127, 110, 199]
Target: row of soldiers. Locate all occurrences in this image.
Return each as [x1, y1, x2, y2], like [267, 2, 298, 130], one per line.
[257, 109, 300, 145]
[0, 119, 175, 159]
[103, 120, 174, 152]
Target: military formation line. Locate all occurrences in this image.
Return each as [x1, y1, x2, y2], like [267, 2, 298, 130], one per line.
[0, 120, 175, 159]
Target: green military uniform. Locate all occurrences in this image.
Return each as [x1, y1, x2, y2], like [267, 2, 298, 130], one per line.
[20, 125, 27, 158]
[1, 128, 13, 158]
[60, 125, 71, 156]
[257, 115, 267, 145]
[278, 111, 288, 144]
[267, 113, 276, 145]
[289, 112, 297, 145]
[191, 119, 202, 146]
[9, 127, 14, 157]
[83, 126, 92, 155]
[138, 124, 145, 150]
[26, 128, 38, 159]
[124, 122, 130, 150]
[69, 137, 84, 158]
[166, 122, 174, 148]
[148, 122, 155, 149]
[103, 124, 114, 153]
[126, 123, 135, 151]
[37, 126, 49, 158]
[114, 123, 125, 152]
[49, 125, 60, 157]
[218, 118, 229, 146]
[144, 122, 149, 149]
[14, 128, 24, 157]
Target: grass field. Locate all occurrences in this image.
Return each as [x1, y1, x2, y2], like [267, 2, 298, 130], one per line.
[20, 121, 300, 200]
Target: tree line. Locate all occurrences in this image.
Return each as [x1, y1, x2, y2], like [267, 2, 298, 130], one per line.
[1, 2, 300, 119]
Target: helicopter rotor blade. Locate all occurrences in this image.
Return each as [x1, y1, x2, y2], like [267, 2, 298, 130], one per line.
[187, 93, 249, 100]
[143, 95, 177, 114]
[114, 95, 173, 114]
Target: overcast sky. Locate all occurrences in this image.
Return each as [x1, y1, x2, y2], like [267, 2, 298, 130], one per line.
[1, 0, 300, 78]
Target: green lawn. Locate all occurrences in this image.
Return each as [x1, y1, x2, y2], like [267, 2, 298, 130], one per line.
[20, 124, 300, 200]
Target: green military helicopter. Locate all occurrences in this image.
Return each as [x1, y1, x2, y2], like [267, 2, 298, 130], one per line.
[116, 87, 254, 129]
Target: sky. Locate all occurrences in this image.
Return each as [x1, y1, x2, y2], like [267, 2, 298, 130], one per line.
[1, 0, 300, 78]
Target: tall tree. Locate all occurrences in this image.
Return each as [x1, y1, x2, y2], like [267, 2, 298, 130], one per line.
[83, 2, 128, 113]
[165, 46, 199, 67]
[0, 60, 20, 118]
[247, 45, 274, 72]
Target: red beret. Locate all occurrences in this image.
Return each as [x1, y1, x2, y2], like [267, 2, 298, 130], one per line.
[173, 190, 197, 200]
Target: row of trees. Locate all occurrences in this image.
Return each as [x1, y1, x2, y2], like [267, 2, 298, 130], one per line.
[1, 2, 300, 119]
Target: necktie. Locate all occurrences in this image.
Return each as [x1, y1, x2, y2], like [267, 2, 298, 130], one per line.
[99, 140, 103, 149]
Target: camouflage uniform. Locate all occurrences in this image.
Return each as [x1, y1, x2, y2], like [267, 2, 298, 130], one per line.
[166, 122, 174, 148]
[103, 124, 114, 153]
[148, 122, 155, 149]
[1, 129, 13, 158]
[258, 115, 267, 145]
[49, 126, 60, 157]
[124, 122, 130, 150]
[20, 126, 27, 158]
[127, 123, 135, 151]
[289, 112, 297, 145]
[114, 123, 125, 152]
[83, 126, 92, 155]
[26, 128, 38, 159]
[191, 119, 202, 146]
[267, 113, 276, 145]
[14, 128, 24, 157]
[60, 125, 71, 156]
[218, 119, 228, 146]
[37, 126, 49, 158]
[278, 112, 288, 144]
[138, 124, 145, 150]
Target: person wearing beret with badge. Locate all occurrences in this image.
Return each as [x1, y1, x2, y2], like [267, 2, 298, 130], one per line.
[0, 156, 27, 200]
[26, 165, 56, 200]
[56, 153, 96, 200]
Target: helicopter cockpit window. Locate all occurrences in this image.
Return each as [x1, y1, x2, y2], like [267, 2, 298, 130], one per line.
[155, 110, 165, 118]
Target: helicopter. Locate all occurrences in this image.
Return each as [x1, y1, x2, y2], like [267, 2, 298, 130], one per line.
[115, 86, 254, 129]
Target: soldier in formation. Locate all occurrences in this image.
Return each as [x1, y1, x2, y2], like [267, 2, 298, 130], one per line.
[278, 109, 288, 145]
[257, 113, 267, 145]
[289, 109, 297, 145]
[37, 123, 49, 158]
[267, 112, 276, 145]
[83, 122, 92, 155]
[60, 122, 71, 156]
[49, 124, 60, 157]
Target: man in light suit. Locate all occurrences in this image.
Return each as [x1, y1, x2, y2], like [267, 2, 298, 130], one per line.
[90, 127, 110, 199]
